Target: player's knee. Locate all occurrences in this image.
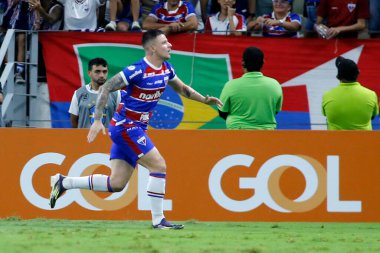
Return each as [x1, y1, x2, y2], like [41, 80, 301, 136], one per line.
[112, 182, 126, 192]
[110, 178, 127, 192]
[157, 162, 166, 173]
[151, 160, 167, 173]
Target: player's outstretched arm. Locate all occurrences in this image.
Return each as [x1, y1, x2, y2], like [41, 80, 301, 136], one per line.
[169, 77, 223, 108]
[87, 74, 125, 143]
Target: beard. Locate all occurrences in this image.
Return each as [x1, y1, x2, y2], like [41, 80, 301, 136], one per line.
[96, 79, 106, 85]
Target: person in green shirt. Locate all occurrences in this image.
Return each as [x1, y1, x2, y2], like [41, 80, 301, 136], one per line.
[218, 46, 283, 129]
[322, 56, 379, 130]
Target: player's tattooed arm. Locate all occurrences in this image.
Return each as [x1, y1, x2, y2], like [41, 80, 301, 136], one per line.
[169, 77, 223, 107]
[182, 85, 194, 98]
[93, 74, 125, 120]
[106, 73, 125, 92]
[169, 78, 202, 100]
[181, 85, 211, 104]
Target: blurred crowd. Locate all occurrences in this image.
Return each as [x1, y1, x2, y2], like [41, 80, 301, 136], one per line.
[0, 0, 378, 37]
[0, 0, 379, 83]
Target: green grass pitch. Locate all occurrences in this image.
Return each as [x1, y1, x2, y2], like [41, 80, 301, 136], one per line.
[1, 217, 379, 253]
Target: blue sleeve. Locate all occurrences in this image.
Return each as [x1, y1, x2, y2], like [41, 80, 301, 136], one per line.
[185, 2, 196, 16]
[165, 62, 176, 80]
[121, 64, 143, 86]
[290, 13, 302, 24]
[150, 3, 162, 15]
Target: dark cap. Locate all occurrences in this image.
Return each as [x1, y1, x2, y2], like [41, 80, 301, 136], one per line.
[335, 56, 359, 81]
[243, 47, 264, 72]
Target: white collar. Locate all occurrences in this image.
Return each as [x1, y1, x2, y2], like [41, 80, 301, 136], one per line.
[216, 12, 231, 22]
[144, 57, 162, 70]
[85, 83, 99, 94]
[164, 1, 183, 13]
[271, 11, 290, 21]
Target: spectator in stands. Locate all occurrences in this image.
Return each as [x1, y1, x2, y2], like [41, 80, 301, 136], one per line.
[142, 0, 198, 35]
[236, 0, 256, 24]
[255, 0, 273, 17]
[1, 0, 38, 84]
[218, 47, 283, 130]
[303, 0, 319, 37]
[0, 0, 6, 27]
[98, 0, 111, 28]
[59, 0, 105, 31]
[69, 58, 120, 128]
[369, 0, 380, 38]
[141, 0, 160, 20]
[246, 0, 273, 19]
[0, 0, 7, 45]
[201, 0, 256, 24]
[200, 0, 212, 23]
[189, 0, 205, 31]
[315, 0, 369, 39]
[205, 0, 246, 36]
[322, 56, 378, 130]
[201, 0, 218, 21]
[0, 0, 11, 31]
[29, 0, 63, 30]
[247, 0, 301, 37]
[105, 0, 141, 31]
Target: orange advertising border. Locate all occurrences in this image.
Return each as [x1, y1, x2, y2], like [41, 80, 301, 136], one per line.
[0, 129, 379, 221]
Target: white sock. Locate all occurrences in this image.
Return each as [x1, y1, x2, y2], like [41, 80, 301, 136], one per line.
[147, 173, 166, 225]
[62, 174, 113, 192]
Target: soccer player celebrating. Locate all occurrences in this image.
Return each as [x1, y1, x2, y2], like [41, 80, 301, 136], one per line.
[50, 29, 223, 229]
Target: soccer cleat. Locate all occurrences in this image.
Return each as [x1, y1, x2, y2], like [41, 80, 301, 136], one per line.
[152, 218, 184, 230]
[105, 21, 116, 31]
[131, 21, 141, 31]
[49, 173, 66, 208]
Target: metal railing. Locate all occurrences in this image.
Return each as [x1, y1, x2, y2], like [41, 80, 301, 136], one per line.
[0, 29, 39, 127]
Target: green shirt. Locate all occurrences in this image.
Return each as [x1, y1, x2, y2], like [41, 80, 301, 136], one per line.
[322, 82, 379, 130]
[219, 72, 283, 129]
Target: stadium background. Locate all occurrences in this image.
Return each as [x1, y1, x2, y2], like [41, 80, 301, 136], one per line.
[39, 32, 380, 130]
